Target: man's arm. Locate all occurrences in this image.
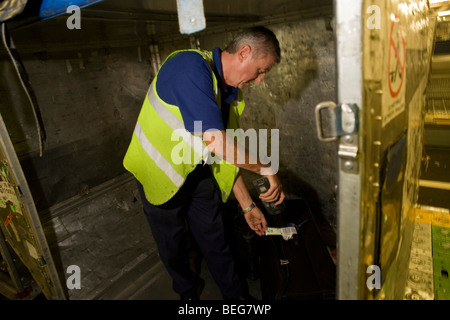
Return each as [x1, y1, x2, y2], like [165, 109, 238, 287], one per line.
[203, 129, 285, 205]
[232, 172, 268, 236]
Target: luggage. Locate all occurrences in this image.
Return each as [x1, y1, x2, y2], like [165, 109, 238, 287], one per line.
[258, 198, 336, 300]
[221, 201, 261, 282]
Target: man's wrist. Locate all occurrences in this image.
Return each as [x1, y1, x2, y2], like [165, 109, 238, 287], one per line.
[242, 202, 256, 214]
[260, 165, 274, 176]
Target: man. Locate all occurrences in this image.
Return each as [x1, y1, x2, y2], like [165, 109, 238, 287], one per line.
[123, 26, 285, 300]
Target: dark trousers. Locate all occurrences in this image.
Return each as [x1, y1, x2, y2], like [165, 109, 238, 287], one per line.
[137, 164, 243, 299]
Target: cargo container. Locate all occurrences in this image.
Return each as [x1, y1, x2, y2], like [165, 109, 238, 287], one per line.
[0, 0, 448, 301]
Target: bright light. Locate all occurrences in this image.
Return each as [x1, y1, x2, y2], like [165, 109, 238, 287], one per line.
[430, 0, 450, 8]
[438, 10, 450, 16]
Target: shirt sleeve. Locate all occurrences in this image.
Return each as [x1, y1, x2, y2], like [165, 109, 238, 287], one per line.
[155, 51, 225, 132]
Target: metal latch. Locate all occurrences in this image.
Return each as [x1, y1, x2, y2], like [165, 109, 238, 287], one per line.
[315, 101, 359, 173]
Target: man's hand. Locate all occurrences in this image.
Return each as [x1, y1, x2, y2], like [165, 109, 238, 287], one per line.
[244, 206, 268, 236]
[259, 174, 285, 206]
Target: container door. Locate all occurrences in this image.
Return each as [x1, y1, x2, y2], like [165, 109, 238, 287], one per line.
[316, 0, 434, 299]
[0, 112, 66, 300]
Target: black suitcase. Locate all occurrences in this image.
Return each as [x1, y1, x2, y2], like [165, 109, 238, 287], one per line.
[220, 201, 261, 282]
[258, 198, 336, 300]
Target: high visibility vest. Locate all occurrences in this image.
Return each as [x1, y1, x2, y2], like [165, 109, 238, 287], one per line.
[123, 49, 245, 205]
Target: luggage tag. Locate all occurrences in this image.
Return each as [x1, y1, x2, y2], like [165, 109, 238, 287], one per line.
[265, 226, 297, 240]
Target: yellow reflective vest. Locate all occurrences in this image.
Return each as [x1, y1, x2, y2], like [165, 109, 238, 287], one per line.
[123, 49, 245, 205]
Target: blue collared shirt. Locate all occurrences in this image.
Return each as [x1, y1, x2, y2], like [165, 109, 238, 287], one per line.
[156, 48, 238, 132]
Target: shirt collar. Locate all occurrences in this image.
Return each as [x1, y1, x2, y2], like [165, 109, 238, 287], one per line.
[212, 47, 237, 98]
[212, 48, 224, 82]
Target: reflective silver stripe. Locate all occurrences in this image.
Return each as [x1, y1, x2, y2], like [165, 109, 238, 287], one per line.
[134, 122, 184, 187]
[147, 82, 209, 160]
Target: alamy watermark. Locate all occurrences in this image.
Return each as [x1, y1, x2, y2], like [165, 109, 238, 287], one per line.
[170, 121, 280, 174]
[366, 265, 381, 290]
[66, 265, 81, 289]
[66, 5, 81, 30]
[65, 263, 381, 291]
[367, 5, 381, 30]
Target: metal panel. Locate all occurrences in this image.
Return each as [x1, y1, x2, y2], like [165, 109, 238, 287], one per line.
[362, 0, 434, 300]
[0, 111, 65, 299]
[333, 0, 434, 299]
[335, 0, 364, 300]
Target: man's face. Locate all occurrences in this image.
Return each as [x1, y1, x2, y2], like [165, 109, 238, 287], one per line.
[234, 48, 276, 89]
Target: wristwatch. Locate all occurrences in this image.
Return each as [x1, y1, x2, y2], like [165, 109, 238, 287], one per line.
[242, 202, 256, 214]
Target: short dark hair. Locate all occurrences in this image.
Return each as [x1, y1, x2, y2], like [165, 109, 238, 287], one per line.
[224, 26, 281, 63]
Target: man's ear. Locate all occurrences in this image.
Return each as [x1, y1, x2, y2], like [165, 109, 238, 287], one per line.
[238, 44, 252, 62]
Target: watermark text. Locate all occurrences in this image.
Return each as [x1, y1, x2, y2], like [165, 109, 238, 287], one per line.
[66, 265, 81, 289]
[66, 5, 81, 30]
[366, 265, 381, 289]
[170, 121, 279, 174]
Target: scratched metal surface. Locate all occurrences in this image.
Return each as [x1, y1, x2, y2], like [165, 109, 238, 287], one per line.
[358, 0, 434, 300]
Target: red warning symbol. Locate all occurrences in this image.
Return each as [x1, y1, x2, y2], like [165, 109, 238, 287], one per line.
[388, 15, 405, 98]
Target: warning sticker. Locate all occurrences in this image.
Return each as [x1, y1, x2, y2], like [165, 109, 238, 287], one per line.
[0, 181, 21, 214]
[382, 13, 406, 127]
[388, 15, 406, 98]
